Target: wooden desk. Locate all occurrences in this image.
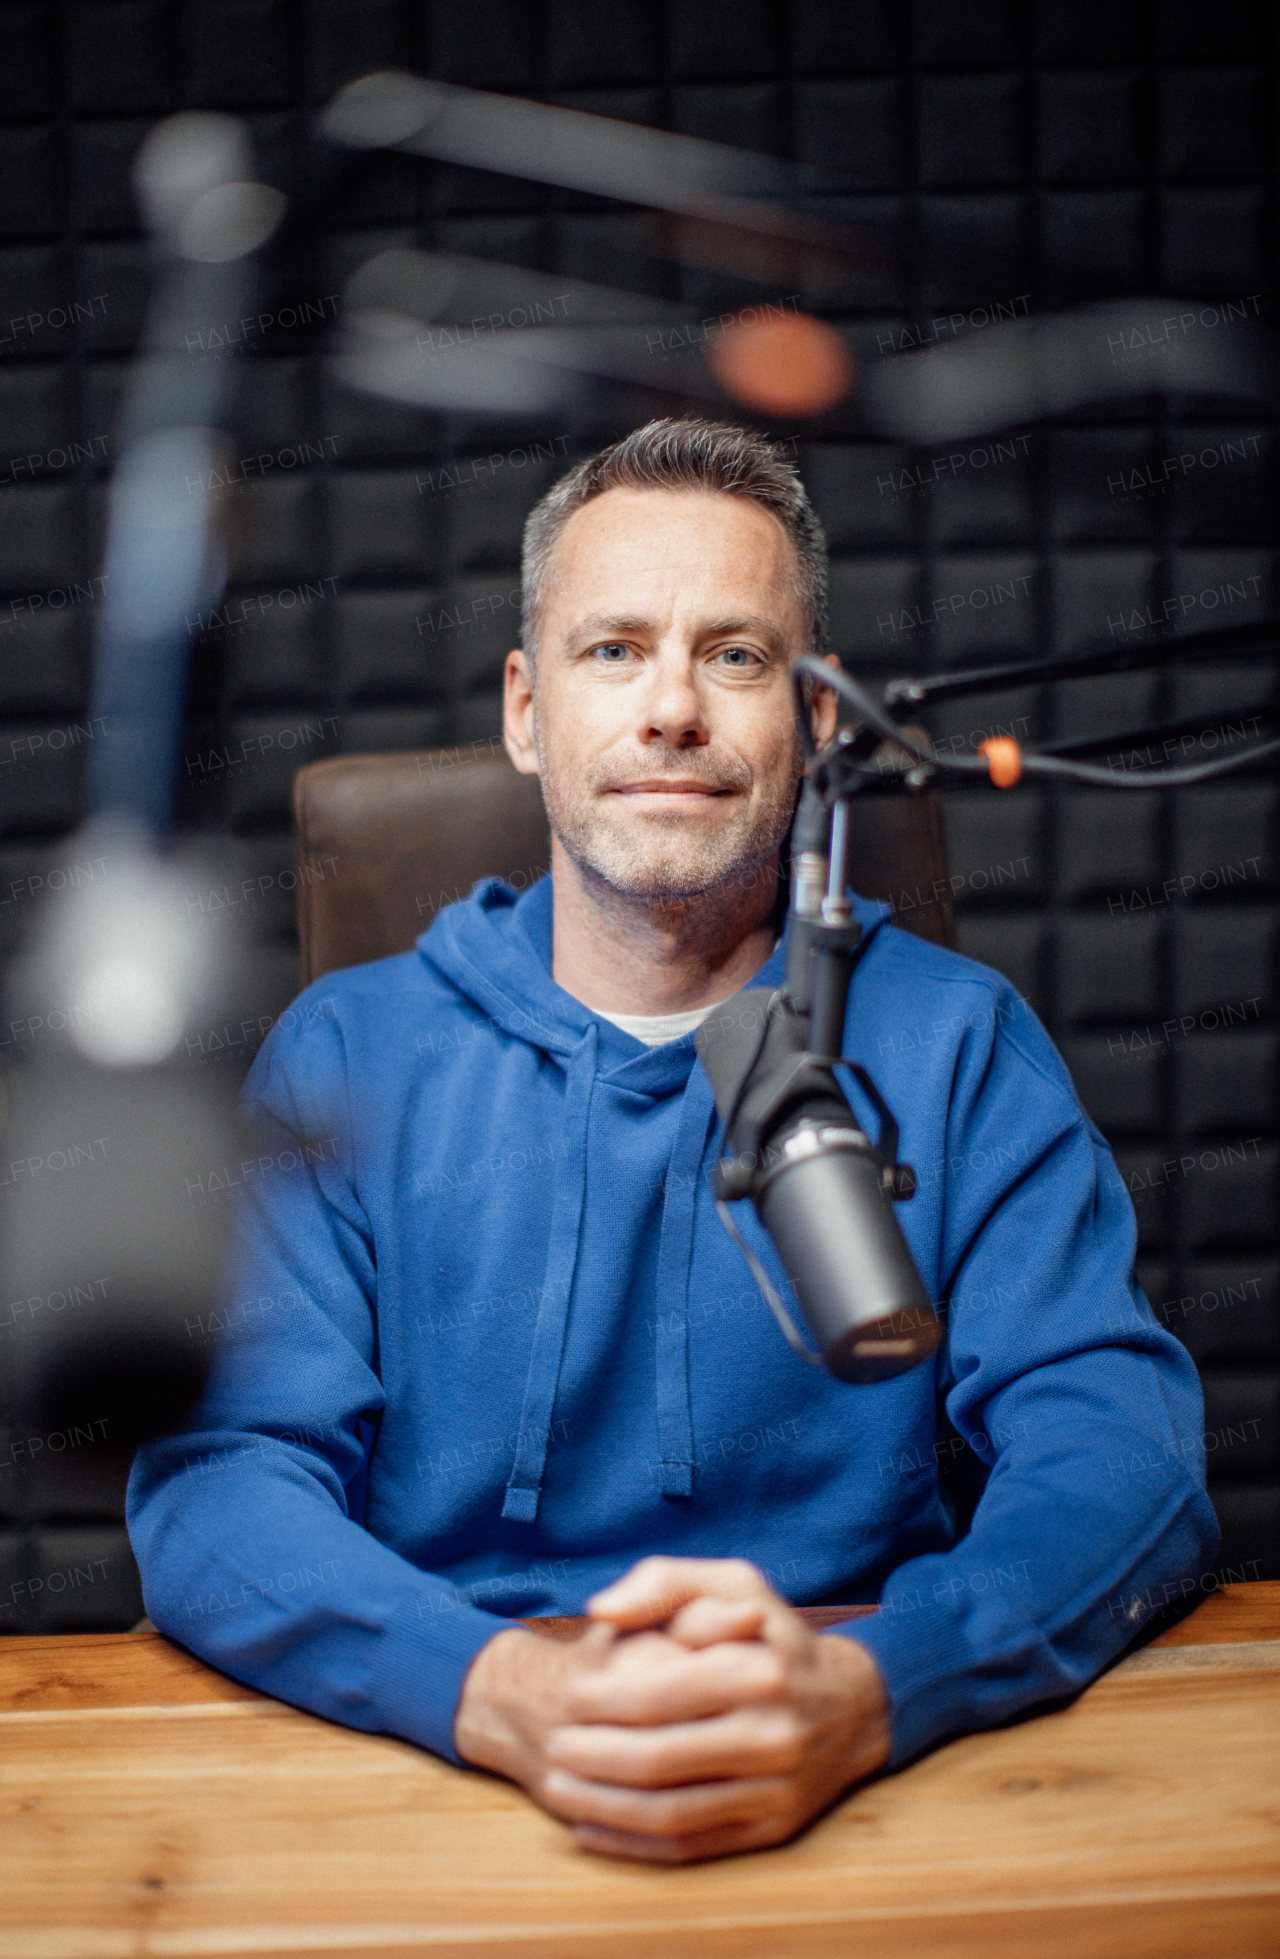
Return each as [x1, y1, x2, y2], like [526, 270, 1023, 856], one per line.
[1, 1586, 1277, 1959]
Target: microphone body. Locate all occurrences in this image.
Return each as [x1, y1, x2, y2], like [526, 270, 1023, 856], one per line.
[756, 1128, 937, 1381]
[696, 988, 939, 1382]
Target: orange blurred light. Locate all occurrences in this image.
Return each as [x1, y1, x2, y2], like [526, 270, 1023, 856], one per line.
[978, 737, 1023, 788]
[706, 310, 855, 418]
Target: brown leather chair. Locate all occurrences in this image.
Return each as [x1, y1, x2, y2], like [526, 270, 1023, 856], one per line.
[293, 746, 956, 985]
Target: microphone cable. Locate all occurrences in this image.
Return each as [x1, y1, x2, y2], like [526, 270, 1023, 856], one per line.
[794, 651, 1280, 793]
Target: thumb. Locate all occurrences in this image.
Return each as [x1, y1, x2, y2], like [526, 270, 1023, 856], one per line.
[666, 1595, 768, 1648]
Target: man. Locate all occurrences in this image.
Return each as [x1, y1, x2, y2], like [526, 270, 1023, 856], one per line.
[129, 418, 1217, 1865]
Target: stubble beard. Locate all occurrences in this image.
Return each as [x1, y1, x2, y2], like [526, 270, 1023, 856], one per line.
[534, 723, 802, 911]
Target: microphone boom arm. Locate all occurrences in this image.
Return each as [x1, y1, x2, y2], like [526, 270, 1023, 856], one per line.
[695, 732, 941, 1384]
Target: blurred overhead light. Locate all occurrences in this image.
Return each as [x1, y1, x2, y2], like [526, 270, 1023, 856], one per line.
[705, 311, 856, 417]
[863, 301, 1275, 444]
[133, 111, 253, 239]
[176, 180, 286, 263]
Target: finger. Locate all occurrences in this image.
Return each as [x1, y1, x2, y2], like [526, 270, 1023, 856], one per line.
[572, 1812, 792, 1865]
[543, 1765, 785, 1839]
[547, 1706, 805, 1786]
[587, 1556, 769, 1630]
[666, 1596, 767, 1647]
[570, 1620, 618, 1658]
[566, 1635, 786, 1724]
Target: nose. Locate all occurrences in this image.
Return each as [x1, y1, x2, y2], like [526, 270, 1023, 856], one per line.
[635, 646, 710, 750]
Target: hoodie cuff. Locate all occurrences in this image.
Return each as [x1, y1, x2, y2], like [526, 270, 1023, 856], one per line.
[366, 1592, 515, 1767]
[822, 1604, 1035, 1771]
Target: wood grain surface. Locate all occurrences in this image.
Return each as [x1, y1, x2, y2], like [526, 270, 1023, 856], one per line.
[0, 1586, 1277, 1959]
[0, 1588, 1266, 1714]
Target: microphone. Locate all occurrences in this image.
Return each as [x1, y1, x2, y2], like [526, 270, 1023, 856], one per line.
[0, 833, 248, 1452]
[0, 113, 285, 1458]
[695, 753, 941, 1384]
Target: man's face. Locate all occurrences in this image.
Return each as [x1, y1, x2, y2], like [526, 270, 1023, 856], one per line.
[504, 487, 827, 903]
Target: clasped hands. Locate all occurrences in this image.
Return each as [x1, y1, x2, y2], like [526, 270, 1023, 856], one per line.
[453, 1555, 891, 1864]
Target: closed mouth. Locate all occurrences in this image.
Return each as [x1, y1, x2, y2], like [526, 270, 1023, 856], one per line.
[611, 781, 730, 796]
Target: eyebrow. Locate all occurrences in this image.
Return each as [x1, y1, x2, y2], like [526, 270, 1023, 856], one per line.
[702, 615, 790, 657]
[570, 614, 653, 639]
[566, 612, 791, 657]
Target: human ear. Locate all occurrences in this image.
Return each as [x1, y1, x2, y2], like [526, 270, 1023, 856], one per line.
[503, 648, 540, 776]
[808, 651, 842, 750]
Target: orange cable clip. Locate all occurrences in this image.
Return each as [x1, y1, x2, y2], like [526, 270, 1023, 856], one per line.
[978, 737, 1023, 788]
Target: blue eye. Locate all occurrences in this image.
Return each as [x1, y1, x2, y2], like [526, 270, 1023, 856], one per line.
[593, 643, 630, 662]
[719, 645, 757, 666]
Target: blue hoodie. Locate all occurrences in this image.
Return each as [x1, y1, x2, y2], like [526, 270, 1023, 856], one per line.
[128, 874, 1218, 1772]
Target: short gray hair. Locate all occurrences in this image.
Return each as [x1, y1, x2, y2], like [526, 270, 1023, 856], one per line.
[520, 417, 828, 667]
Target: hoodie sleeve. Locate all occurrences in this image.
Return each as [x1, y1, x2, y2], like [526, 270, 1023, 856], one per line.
[832, 978, 1221, 1769]
[126, 997, 512, 1767]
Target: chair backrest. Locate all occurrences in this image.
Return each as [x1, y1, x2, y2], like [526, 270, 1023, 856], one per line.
[293, 748, 956, 985]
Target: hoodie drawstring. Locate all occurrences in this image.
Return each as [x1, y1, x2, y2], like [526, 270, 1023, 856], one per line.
[502, 1025, 598, 1523]
[653, 1067, 716, 1499]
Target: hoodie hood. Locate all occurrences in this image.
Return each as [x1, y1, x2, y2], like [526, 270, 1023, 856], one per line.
[421, 872, 893, 1056]
[416, 873, 892, 1521]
